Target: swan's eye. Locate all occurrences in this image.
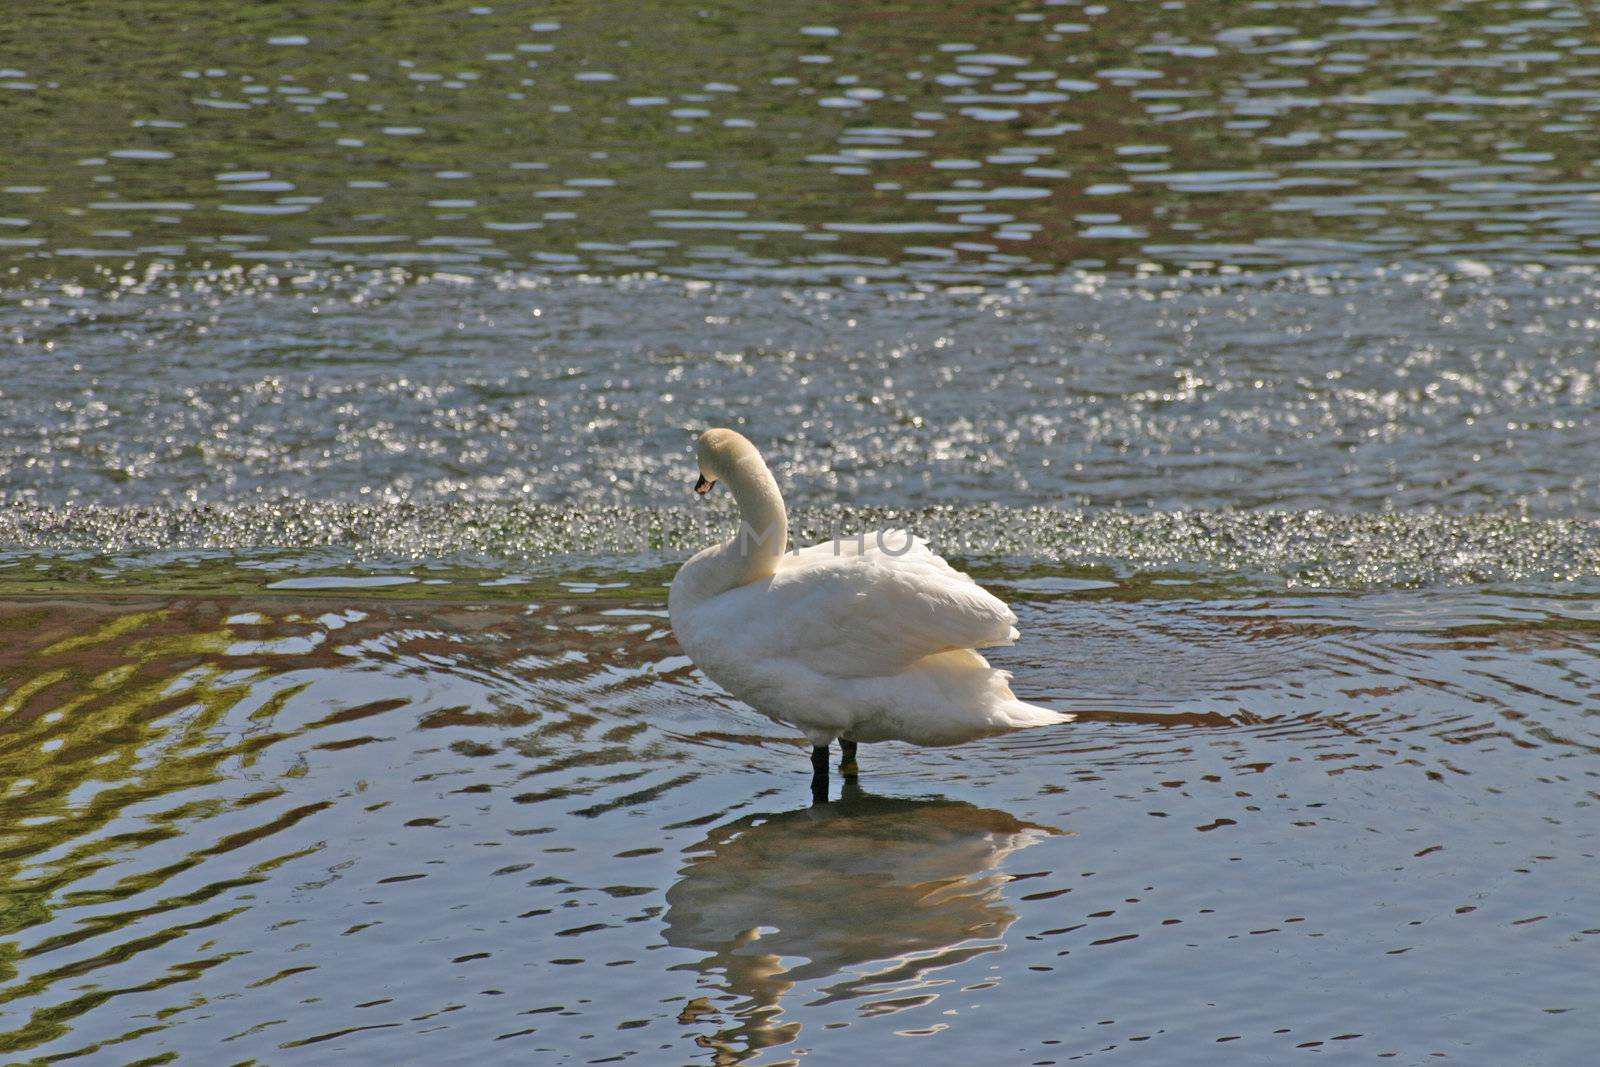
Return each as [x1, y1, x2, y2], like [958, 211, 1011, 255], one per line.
[694, 475, 716, 494]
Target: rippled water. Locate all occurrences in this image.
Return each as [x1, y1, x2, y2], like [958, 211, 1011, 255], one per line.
[4, 1, 1600, 278]
[4, 3, 1600, 1064]
[0, 576, 1594, 1063]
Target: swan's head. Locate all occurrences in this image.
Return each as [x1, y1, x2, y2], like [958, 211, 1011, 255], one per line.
[693, 427, 757, 495]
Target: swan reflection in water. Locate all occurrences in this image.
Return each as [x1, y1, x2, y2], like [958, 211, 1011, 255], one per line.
[663, 781, 1062, 1060]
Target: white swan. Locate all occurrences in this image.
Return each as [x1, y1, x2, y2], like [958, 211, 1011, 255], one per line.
[668, 428, 1072, 780]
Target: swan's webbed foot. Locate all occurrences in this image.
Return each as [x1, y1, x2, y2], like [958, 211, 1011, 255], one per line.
[839, 739, 859, 777]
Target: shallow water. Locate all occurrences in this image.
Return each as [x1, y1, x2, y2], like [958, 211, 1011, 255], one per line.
[0, 574, 1594, 1064]
[4, 2, 1600, 1063]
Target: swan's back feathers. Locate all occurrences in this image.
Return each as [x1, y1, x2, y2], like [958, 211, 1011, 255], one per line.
[670, 435, 1072, 749]
[766, 531, 1020, 679]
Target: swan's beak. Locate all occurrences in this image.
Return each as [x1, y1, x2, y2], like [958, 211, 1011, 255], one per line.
[694, 475, 716, 495]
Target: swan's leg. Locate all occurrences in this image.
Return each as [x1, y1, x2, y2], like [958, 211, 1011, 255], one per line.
[810, 745, 830, 804]
[839, 739, 859, 777]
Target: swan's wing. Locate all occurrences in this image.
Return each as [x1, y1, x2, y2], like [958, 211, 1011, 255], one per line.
[771, 531, 1020, 678]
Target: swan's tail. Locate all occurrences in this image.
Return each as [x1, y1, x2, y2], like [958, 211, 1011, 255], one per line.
[989, 662, 1074, 728]
[997, 699, 1075, 729]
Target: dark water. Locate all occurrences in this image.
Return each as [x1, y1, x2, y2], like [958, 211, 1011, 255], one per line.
[3, 2, 1600, 1065]
[4, 0, 1600, 278]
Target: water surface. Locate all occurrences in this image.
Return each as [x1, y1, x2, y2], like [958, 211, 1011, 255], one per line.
[3, 267, 1597, 514]
[5, 0, 1600, 278]
[4, 2, 1599, 1063]
[0, 571, 1594, 1064]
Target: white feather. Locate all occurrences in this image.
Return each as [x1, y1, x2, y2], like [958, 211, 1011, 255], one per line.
[669, 431, 1072, 749]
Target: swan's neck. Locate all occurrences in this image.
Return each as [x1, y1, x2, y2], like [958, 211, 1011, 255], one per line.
[721, 454, 787, 585]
